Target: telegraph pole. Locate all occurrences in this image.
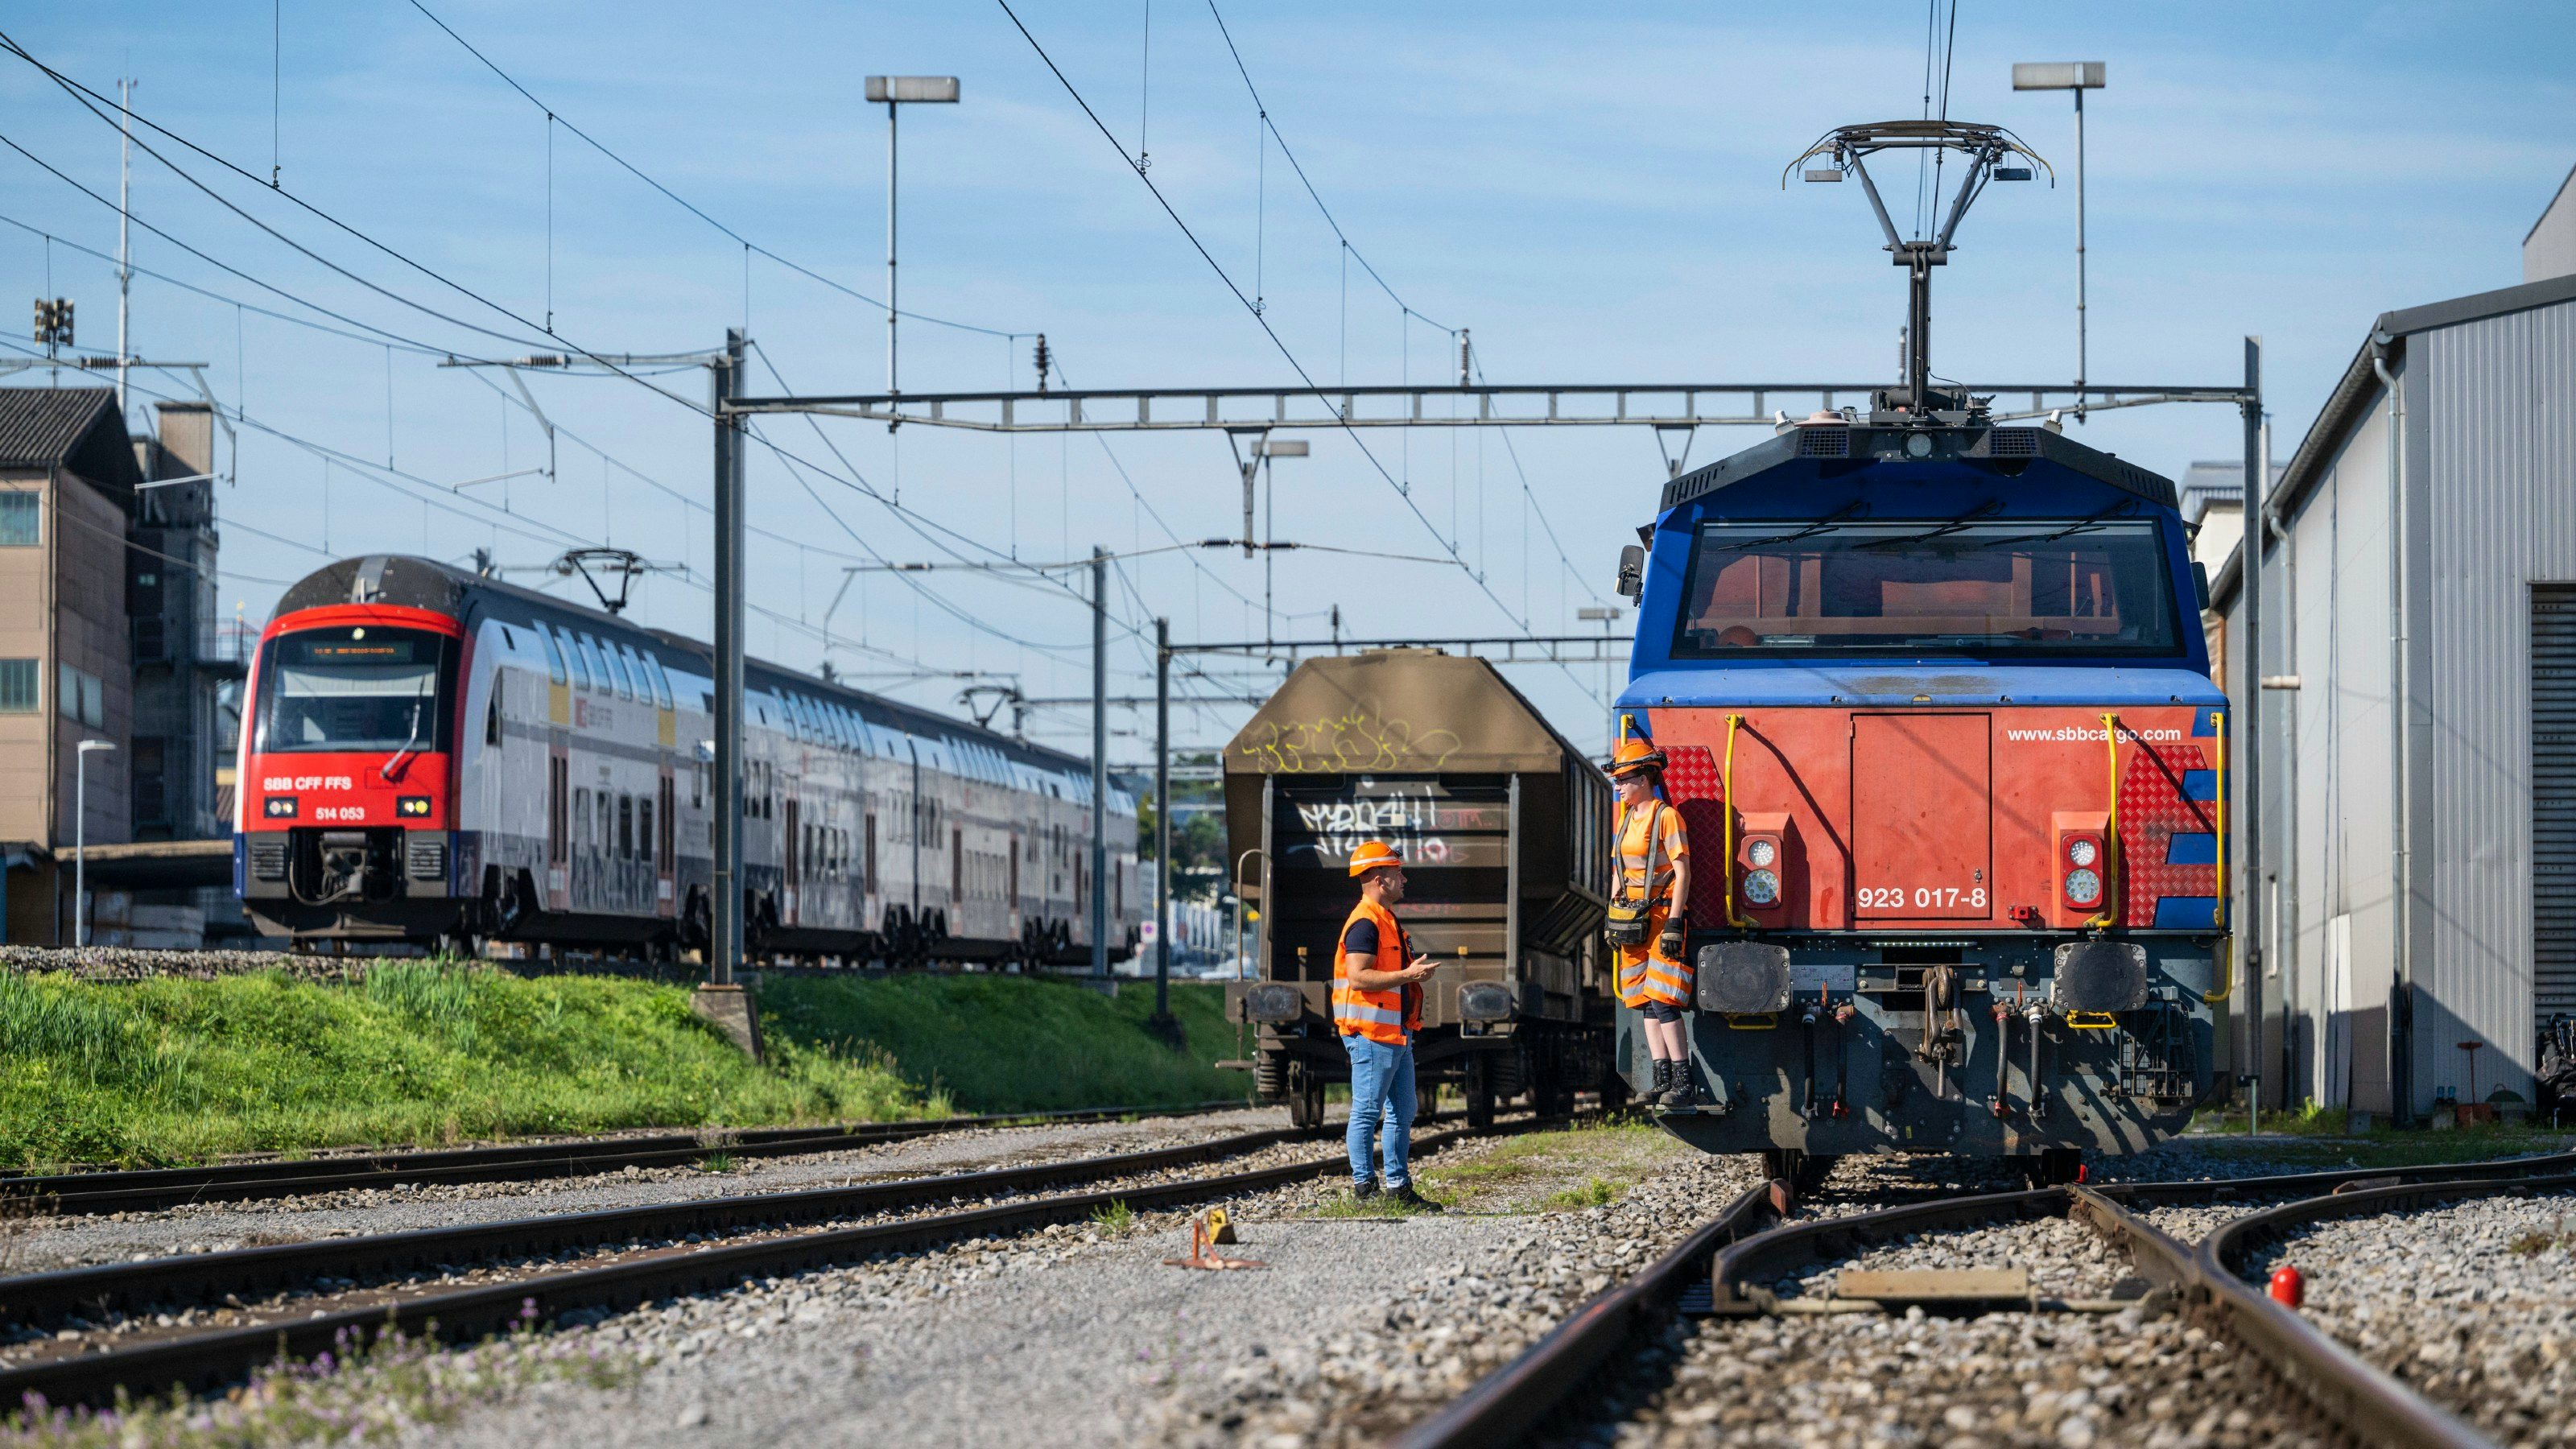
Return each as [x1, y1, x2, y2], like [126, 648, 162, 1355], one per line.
[1150, 615, 1179, 1041]
[116, 77, 133, 416]
[1091, 545, 1109, 979]
[2239, 336, 2264, 1119]
[712, 329, 748, 986]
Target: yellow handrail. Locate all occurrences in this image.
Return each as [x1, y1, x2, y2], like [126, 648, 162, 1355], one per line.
[1721, 712, 1747, 928]
[2088, 712, 2121, 930]
[2205, 708, 2233, 1002]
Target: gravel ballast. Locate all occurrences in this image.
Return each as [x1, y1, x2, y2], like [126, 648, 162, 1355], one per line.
[2242, 1191, 2576, 1447]
[0, 1109, 1288, 1275]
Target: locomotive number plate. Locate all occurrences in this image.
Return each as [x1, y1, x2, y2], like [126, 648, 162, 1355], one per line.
[1788, 960, 1857, 994]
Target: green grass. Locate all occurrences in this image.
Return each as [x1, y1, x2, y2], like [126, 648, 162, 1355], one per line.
[1543, 1175, 1628, 1211]
[755, 976, 1250, 1114]
[1089, 1199, 1137, 1235]
[0, 964, 933, 1169]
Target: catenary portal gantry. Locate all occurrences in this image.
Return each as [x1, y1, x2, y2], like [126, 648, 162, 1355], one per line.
[720, 381, 2251, 433]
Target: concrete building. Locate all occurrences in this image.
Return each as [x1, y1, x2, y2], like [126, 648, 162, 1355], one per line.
[2211, 264, 2576, 1120]
[2529, 161, 2575, 285]
[1, 388, 140, 943]
[126, 400, 238, 844]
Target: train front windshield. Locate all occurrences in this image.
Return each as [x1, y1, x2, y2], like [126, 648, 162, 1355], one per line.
[254, 625, 456, 753]
[1670, 517, 2184, 658]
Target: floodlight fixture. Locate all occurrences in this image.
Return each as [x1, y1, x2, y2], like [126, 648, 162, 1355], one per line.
[2012, 62, 2105, 91]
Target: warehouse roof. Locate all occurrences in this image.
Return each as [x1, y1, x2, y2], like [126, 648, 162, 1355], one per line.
[2212, 269, 2576, 611]
[0, 386, 143, 503]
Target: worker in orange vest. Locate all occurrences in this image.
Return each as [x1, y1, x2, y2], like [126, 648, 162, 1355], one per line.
[1335, 840, 1443, 1208]
[1608, 737, 1695, 1109]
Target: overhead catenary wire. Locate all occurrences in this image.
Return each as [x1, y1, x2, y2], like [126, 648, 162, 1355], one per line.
[994, 1, 1557, 654]
[394, 0, 1020, 341]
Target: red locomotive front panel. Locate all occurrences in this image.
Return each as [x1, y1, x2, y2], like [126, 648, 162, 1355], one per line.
[1645, 704, 2222, 937]
[237, 604, 467, 925]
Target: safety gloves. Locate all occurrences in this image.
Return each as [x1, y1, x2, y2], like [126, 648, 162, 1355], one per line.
[1657, 913, 1687, 962]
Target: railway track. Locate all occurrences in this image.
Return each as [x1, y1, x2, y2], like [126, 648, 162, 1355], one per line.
[1396, 1148, 2576, 1449]
[0, 1099, 1248, 1216]
[0, 1110, 1552, 1412]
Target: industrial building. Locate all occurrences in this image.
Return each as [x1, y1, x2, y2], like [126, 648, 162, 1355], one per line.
[2211, 196, 2576, 1119]
[0, 388, 239, 945]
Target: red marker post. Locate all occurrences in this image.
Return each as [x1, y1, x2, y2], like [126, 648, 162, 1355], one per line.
[2268, 1265, 2305, 1308]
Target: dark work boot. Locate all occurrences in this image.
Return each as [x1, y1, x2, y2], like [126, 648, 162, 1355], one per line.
[1661, 1059, 1698, 1112]
[1646, 1059, 1672, 1104]
[1352, 1177, 1384, 1202]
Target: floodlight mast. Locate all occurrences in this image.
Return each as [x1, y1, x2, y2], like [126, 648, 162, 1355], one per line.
[1784, 121, 2051, 419]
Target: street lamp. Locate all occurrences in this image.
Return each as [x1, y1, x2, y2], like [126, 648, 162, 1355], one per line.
[74, 738, 115, 947]
[865, 76, 960, 399]
[2012, 61, 2106, 419]
[1578, 605, 1623, 722]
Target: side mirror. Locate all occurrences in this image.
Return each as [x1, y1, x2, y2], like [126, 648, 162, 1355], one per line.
[1616, 544, 1645, 601]
[2192, 562, 2211, 613]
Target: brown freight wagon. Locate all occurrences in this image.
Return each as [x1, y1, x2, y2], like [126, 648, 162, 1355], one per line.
[1221, 649, 1624, 1128]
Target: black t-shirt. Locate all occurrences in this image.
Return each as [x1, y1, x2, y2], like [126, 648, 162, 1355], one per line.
[1342, 917, 1380, 961]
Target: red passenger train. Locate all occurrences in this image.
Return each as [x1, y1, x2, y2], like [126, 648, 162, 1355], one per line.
[234, 555, 1141, 964]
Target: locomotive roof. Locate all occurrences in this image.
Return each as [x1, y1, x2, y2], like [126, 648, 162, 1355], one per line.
[1659, 423, 2179, 517]
[1223, 647, 1594, 779]
[270, 554, 1100, 781]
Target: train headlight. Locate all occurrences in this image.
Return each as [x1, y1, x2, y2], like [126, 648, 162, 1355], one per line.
[2064, 868, 2103, 907]
[1746, 838, 1777, 869]
[2066, 837, 2098, 868]
[263, 796, 298, 819]
[1742, 869, 1781, 906]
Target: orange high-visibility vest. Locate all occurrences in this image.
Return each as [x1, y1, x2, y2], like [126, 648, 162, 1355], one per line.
[1613, 800, 1694, 1010]
[1333, 895, 1421, 1045]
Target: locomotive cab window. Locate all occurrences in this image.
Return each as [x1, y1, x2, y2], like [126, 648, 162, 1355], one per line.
[1672, 517, 2184, 658]
[254, 626, 457, 753]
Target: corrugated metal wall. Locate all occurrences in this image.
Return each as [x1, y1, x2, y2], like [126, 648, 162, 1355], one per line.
[2418, 295, 2576, 1108]
[2274, 398, 2396, 1113]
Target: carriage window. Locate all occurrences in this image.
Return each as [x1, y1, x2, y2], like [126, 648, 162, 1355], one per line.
[643, 652, 674, 710]
[573, 788, 591, 850]
[639, 797, 655, 867]
[1671, 517, 2184, 658]
[601, 640, 636, 701]
[538, 626, 568, 685]
[618, 795, 634, 860]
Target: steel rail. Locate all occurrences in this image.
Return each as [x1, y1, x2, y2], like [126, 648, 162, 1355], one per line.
[1385, 1179, 1788, 1449]
[0, 1124, 1473, 1410]
[2074, 1187, 2495, 1449]
[0, 1125, 1314, 1332]
[0, 1099, 1250, 1216]
[1397, 1149, 2576, 1449]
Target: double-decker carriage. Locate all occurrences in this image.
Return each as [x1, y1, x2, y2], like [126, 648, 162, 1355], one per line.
[236, 555, 1140, 964]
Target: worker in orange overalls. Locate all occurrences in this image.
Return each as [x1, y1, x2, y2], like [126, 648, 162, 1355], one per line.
[1335, 840, 1443, 1208]
[1608, 737, 1695, 1109]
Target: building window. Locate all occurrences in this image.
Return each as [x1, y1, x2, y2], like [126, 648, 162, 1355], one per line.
[56, 663, 102, 729]
[0, 492, 36, 547]
[0, 658, 35, 712]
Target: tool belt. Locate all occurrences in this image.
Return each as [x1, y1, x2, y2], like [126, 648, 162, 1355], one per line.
[1604, 897, 1656, 947]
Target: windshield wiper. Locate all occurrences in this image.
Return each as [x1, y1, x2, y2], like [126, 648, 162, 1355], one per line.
[1719, 501, 1872, 552]
[1976, 500, 2142, 549]
[381, 696, 427, 782]
[1853, 500, 2007, 551]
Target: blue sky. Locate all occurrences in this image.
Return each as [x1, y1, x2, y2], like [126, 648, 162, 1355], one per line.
[5, 2, 2570, 755]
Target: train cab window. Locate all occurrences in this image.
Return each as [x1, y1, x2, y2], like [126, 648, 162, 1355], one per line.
[618, 795, 634, 861]
[486, 674, 505, 745]
[538, 627, 568, 685]
[1671, 517, 2185, 658]
[253, 625, 456, 753]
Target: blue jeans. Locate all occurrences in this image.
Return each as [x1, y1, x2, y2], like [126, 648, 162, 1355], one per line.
[1343, 1034, 1416, 1187]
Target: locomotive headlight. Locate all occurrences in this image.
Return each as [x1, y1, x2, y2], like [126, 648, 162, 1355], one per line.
[2064, 868, 2103, 906]
[1742, 869, 1781, 906]
[263, 795, 298, 819]
[1746, 838, 1777, 869]
[2066, 837, 2099, 868]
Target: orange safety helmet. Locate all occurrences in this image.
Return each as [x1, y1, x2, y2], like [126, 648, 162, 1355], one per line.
[1347, 840, 1404, 877]
[1607, 736, 1668, 779]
